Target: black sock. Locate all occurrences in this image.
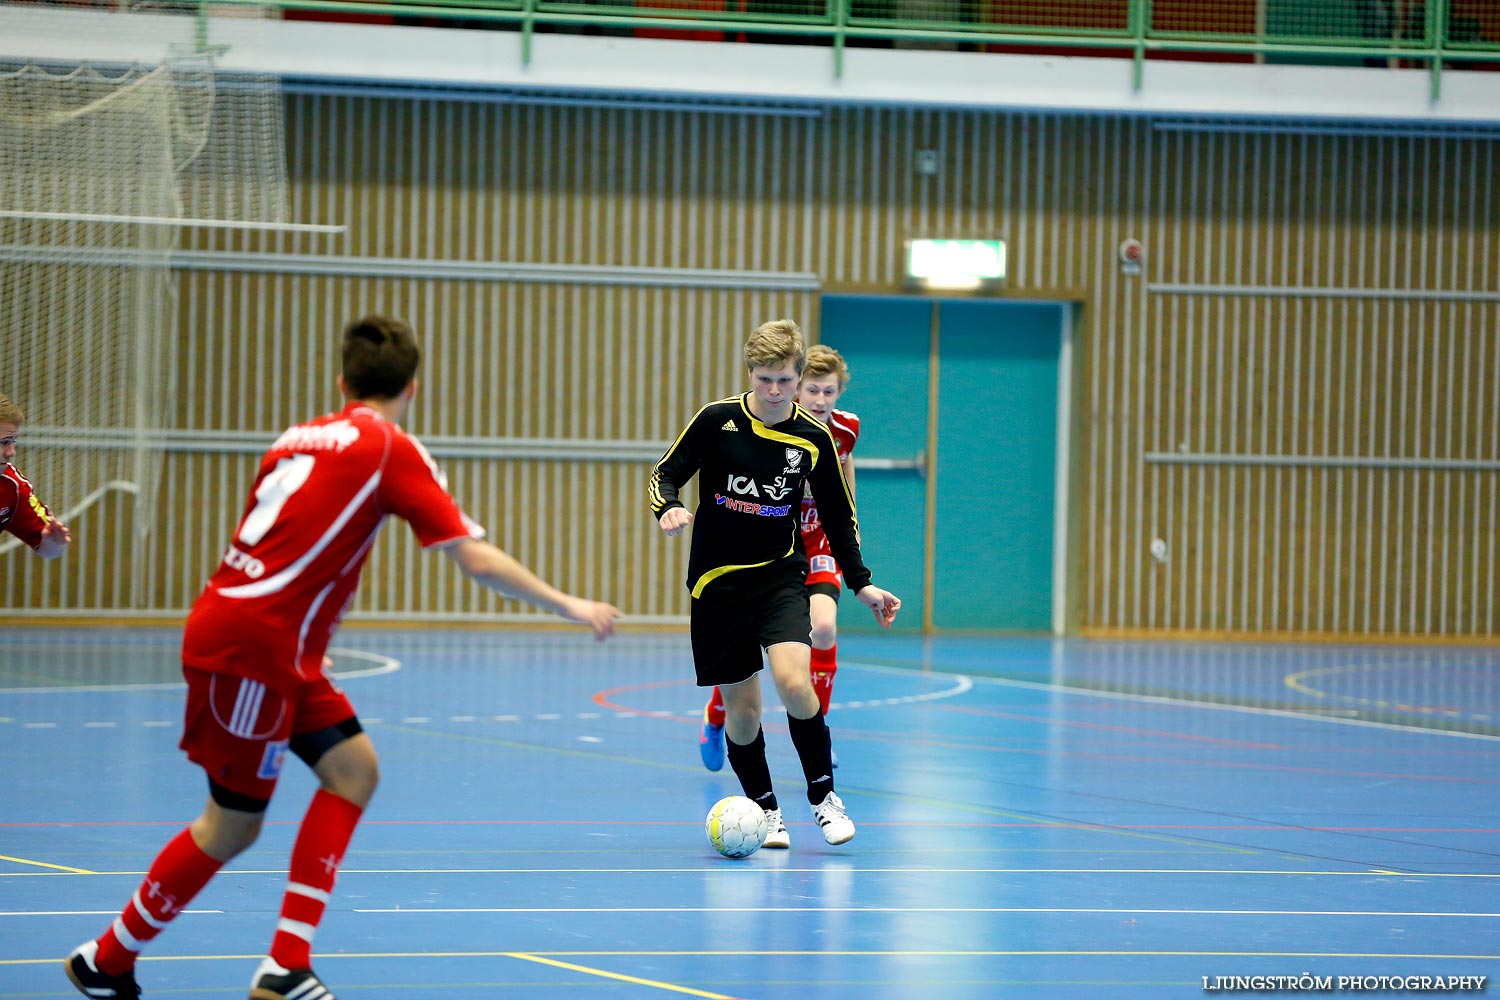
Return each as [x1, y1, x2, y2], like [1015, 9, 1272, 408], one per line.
[786, 709, 835, 806]
[725, 727, 777, 813]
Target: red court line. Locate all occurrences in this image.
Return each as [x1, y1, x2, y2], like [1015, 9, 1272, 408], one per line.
[592, 677, 697, 718]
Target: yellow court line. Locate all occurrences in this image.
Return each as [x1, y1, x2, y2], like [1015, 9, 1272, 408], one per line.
[508, 952, 739, 999]
[0, 854, 95, 875]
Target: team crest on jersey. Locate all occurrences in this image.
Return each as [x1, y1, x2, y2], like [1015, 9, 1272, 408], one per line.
[784, 448, 803, 468]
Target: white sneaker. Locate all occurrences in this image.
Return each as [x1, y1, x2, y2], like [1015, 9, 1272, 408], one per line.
[762, 807, 790, 849]
[249, 956, 338, 999]
[811, 791, 855, 845]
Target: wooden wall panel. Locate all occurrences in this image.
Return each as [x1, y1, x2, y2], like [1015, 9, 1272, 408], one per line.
[6, 95, 1496, 639]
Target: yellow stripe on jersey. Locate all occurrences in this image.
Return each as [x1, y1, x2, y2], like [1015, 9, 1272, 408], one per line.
[650, 396, 739, 511]
[741, 398, 821, 468]
[690, 540, 797, 598]
[788, 402, 859, 535]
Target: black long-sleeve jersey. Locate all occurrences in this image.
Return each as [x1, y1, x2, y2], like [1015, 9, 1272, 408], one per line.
[650, 393, 872, 599]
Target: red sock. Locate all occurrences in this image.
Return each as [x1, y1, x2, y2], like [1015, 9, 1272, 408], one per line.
[705, 686, 726, 728]
[268, 789, 363, 970]
[810, 644, 838, 715]
[95, 827, 222, 974]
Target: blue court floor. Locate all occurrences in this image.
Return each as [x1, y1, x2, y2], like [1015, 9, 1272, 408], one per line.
[2, 627, 1497, 998]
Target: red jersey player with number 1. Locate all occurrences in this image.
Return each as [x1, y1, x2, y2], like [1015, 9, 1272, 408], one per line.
[698, 345, 858, 772]
[66, 316, 623, 1000]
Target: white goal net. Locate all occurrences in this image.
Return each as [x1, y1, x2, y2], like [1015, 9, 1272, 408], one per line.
[0, 1, 289, 608]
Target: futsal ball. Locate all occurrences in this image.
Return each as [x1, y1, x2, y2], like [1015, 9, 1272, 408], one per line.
[705, 795, 769, 859]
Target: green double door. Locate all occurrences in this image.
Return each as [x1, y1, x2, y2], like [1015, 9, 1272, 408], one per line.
[820, 295, 1070, 634]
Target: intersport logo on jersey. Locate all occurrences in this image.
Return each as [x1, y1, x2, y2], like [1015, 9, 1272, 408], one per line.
[713, 494, 792, 518]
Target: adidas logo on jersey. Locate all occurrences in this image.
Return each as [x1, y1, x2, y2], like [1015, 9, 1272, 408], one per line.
[721, 420, 737, 431]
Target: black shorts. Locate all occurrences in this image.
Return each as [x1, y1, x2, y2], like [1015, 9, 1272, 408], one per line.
[690, 563, 811, 688]
[807, 580, 840, 601]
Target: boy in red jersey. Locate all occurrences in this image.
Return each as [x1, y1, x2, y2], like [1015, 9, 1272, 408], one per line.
[697, 345, 856, 772]
[66, 316, 623, 1000]
[0, 394, 72, 560]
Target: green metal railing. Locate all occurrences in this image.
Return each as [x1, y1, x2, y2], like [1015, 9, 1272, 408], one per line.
[206, 0, 1500, 96]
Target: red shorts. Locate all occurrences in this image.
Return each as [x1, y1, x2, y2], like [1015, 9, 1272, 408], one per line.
[805, 553, 843, 593]
[179, 665, 355, 801]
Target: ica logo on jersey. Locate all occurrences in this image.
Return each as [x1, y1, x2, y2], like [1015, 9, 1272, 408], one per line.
[726, 474, 761, 497]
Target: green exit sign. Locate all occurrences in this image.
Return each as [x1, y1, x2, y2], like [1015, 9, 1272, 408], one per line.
[904, 239, 1007, 292]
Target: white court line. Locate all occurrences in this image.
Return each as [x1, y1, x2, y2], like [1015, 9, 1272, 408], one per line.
[23, 867, 1496, 878]
[0, 910, 221, 916]
[748, 667, 972, 716]
[0, 647, 400, 694]
[950, 668, 1500, 743]
[348, 906, 1500, 917]
[2, 905, 1495, 918]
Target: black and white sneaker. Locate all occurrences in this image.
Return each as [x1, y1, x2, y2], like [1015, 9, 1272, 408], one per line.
[761, 807, 791, 849]
[65, 940, 142, 998]
[248, 958, 337, 999]
[811, 791, 856, 845]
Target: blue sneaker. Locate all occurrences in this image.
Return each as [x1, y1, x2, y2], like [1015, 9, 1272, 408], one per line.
[699, 717, 725, 771]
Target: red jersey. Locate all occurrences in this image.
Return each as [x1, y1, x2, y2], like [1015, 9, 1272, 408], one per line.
[0, 464, 54, 551]
[182, 402, 483, 695]
[799, 408, 860, 561]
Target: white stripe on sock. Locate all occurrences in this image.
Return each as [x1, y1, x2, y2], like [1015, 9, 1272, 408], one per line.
[110, 917, 142, 952]
[130, 889, 171, 930]
[275, 916, 317, 942]
[286, 881, 332, 904]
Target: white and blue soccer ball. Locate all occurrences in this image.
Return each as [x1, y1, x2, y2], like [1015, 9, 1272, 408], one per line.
[705, 795, 769, 859]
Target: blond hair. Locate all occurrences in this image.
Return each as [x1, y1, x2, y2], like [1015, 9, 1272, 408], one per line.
[744, 319, 805, 374]
[802, 344, 850, 390]
[0, 394, 23, 426]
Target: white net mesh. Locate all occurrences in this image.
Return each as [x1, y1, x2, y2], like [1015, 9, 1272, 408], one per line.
[0, 2, 289, 603]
